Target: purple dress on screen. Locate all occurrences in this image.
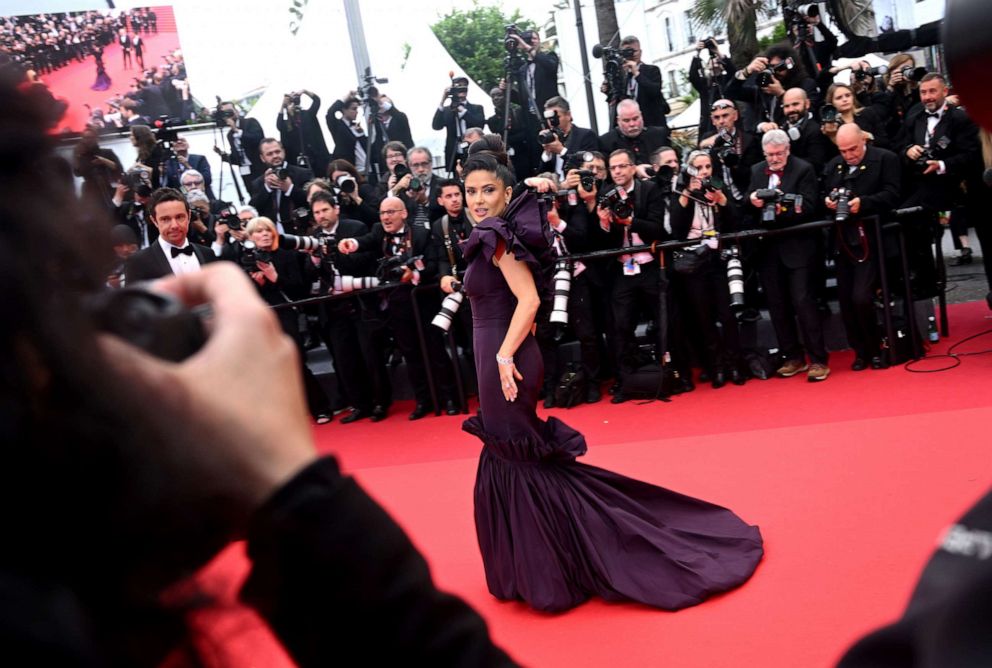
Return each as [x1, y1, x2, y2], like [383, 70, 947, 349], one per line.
[460, 192, 763, 613]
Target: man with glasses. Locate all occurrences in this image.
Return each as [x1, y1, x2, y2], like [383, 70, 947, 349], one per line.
[700, 99, 762, 209]
[163, 135, 214, 199]
[594, 149, 671, 403]
[598, 100, 671, 169]
[338, 198, 460, 420]
[747, 130, 828, 382]
[406, 146, 443, 226]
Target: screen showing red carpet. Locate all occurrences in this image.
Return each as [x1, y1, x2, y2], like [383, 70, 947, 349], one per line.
[1, 5, 186, 133]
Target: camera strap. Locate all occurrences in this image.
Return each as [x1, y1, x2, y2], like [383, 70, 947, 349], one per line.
[441, 215, 459, 276]
[836, 221, 870, 264]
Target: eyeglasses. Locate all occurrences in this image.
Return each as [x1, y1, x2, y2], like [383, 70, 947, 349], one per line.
[410, 161, 432, 168]
[183, 179, 204, 186]
[609, 163, 634, 171]
[380, 209, 405, 215]
[711, 102, 736, 111]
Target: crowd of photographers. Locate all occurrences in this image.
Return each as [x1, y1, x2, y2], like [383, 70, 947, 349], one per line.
[82, 16, 992, 424]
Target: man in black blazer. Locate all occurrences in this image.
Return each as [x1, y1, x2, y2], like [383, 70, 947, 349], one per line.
[777, 88, 832, 177]
[618, 36, 669, 128]
[218, 102, 266, 183]
[276, 90, 331, 178]
[431, 78, 486, 173]
[162, 135, 215, 199]
[337, 197, 459, 420]
[124, 188, 218, 284]
[509, 29, 559, 118]
[538, 96, 598, 179]
[249, 139, 314, 234]
[593, 149, 671, 402]
[700, 99, 763, 209]
[370, 93, 415, 179]
[824, 125, 902, 370]
[598, 100, 671, 169]
[747, 130, 829, 381]
[326, 92, 370, 176]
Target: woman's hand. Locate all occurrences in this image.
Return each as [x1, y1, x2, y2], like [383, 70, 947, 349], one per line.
[523, 176, 556, 193]
[250, 270, 266, 286]
[256, 260, 278, 283]
[498, 358, 523, 402]
[706, 189, 728, 207]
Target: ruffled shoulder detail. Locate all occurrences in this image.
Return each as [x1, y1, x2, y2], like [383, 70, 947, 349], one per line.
[461, 191, 556, 291]
[463, 415, 588, 463]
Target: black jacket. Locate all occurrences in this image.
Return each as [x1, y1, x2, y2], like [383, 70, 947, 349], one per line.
[432, 102, 486, 172]
[597, 126, 671, 166]
[224, 117, 265, 182]
[516, 51, 560, 113]
[701, 125, 764, 198]
[124, 240, 217, 284]
[539, 125, 599, 176]
[591, 179, 670, 275]
[823, 146, 902, 246]
[351, 223, 438, 282]
[429, 212, 472, 279]
[747, 156, 819, 268]
[780, 114, 832, 177]
[625, 62, 670, 128]
[276, 93, 331, 178]
[326, 99, 369, 169]
[248, 163, 315, 232]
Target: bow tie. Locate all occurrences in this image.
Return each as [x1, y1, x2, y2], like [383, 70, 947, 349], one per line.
[171, 245, 194, 258]
[765, 168, 783, 178]
[386, 230, 406, 240]
[926, 111, 941, 119]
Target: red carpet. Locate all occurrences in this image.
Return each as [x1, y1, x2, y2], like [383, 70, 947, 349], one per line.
[196, 300, 992, 667]
[34, 7, 182, 134]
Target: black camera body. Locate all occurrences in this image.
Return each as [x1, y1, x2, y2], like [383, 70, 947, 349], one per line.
[504, 24, 536, 52]
[376, 254, 423, 283]
[712, 131, 740, 167]
[900, 66, 928, 83]
[915, 136, 951, 169]
[754, 189, 803, 224]
[853, 65, 888, 82]
[393, 163, 422, 191]
[212, 108, 235, 128]
[218, 210, 241, 231]
[819, 103, 840, 124]
[829, 187, 854, 222]
[756, 70, 775, 88]
[576, 169, 596, 192]
[335, 173, 357, 194]
[239, 240, 272, 272]
[269, 165, 289, 180]
[597, 185, 634, 220]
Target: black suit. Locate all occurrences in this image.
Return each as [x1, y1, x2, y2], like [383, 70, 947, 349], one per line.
[225, 117, 265, 182]
[823, 147, 901, 360]
[539, 125, 598, 177]
[747, 155, 828, 366]
[624, 63, 670, 128]
[249, 163, 315, 233]
[326, 99, 368, 172]
[124, 240, 216, 284]
[370, 109, 415, 177]
[488, 103, 539, 179]
[897, 104, 981, 211]
[276, 94, 331, 178]
[517, 51, 560, 115]
[352, 224, 456, 409]
[597, 126, 671, 166]
[781, 115, 832, 177]
[701, 125, 763, 203]
[432, 102, 486, 173]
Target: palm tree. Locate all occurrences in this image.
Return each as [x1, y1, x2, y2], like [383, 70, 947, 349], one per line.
[691, 0, 760, 69]
[593, 0, 620, 48]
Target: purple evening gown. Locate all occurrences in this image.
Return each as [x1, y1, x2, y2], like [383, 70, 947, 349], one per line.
[460, 192, 763, 613]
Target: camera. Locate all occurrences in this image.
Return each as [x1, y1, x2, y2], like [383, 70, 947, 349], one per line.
[900, 66, 928, 83]
[677, 164, 718, 198]
[753, 189, 803, 224]
[915, 136, 951, 169]
[853, 65, 888, 81]
[592, 43, 627, 102]
[721, 246, 745, 312]
[124, 167, 152, 196]
[645, 164, 676, 192]
[217, 210, 242, 231]
[828, 187, 854, 223]
[239, 240, 272, 272]
[549, 259, 572, 327]
[447, 85, 468, 103]
[576, 169, 596, 191]
[393, 163, 422, 191]
[597, 185, 634, 220]
[288, 93, 301, 105]
[280, 233, 327, 253]
[713, 130, 741, 167]
[269, 165, 289, 179]
[538, 109, 566, 145]
[756, 70, 774, 88]
[504, 24, 536, 52]
[432, 281, 464, 332]
[212, 106, 235, 128]
[376, 254, 424, 283]
[335, 173, 357, 194]
[702, 36, 720, 53]
[819, 103, 840, 124]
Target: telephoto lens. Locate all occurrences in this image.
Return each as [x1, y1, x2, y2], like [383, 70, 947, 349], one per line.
[332, 275, 380, 294]
[726, 253, 745, 312]
[432, 288, 464, 331]
[549, 260, 572, 326]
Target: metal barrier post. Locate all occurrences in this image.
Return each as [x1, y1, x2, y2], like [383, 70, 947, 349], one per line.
[410, 285, 441, 416]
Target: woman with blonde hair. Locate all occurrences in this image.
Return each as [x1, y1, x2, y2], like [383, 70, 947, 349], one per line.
[821, 82, 890, 151]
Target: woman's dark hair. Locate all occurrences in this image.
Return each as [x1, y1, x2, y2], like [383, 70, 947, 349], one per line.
[130, 124, 157, 162]
[462, 152, 514, 189]
[763, 41, 809, 87]
[467, 133, 509, 166]
[826, 83, 864, 115]
[0, 56, 234, 664]
[381, 140, 408, 163]
[327, 158, 366, 184]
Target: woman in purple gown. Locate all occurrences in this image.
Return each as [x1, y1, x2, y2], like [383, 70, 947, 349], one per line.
[459, 152, 764, 613]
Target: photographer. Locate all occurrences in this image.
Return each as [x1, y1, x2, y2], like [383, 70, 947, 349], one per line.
[428, 178, 475, 357]
[215, 101, 266, 183]
[210, 205, 255, 261]
[823, 125, 901, 370]
[112, 177, 155, 248]
[370, 92, 415, 177]
[616, 36, 669, 128]
[338, 197, 460, 419]
[689, 37, 736, 137]
[242, 216, 333, 423]
[405, 146, 443, 226]
[248, 138, 314, 234]
[671, 150, 745, 388]
[700, 100, 763, 209]
[734, 42, 820, 129]
[596, 149, 671, 403]
[326, 91, 369, 176]
[276, 89, 331, 178]
[538, 96, 598, 180]
[432, 77, 485, 174]
[879, 54, 924, 141]
[488, 84, 538, 179]
[328, 158, 380, 227]
[747, 130, 828, 381]
[820, 83, 891, 152]
[308, 191, 387, 423]
[72, 125, 122, 212]
[162, 135, 214, 199]
[779, 88, 832, 176]
[597, 99, 671, 170]
[184, 189, 215, 246]
[377, 140, 411, 199]
[509, 28, 560, 118]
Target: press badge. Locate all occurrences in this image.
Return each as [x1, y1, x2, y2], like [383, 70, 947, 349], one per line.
[623, 258, 641, 276]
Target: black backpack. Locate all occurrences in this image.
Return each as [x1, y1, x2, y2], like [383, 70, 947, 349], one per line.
[554, 363, 587, 408]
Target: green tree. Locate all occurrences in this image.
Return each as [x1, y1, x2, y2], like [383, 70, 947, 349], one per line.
[431, 3, 538, 94]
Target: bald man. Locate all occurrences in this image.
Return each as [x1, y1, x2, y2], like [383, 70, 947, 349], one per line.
[779, 88, 832, 175]
[598, 99, 671, 166]
[823, 124, 902, 369]
[338, 196, 459, 419]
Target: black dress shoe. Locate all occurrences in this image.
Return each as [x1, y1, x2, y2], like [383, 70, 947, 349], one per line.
[711, 370, 726, 389]
[870, 356, 887, 370]
[610, 391, 627, 404]
[954, 247, 973, 265]
[370, 405, 387, 422]
[698, 370, 710, 383]
[543, 394, 556, 409]
[444, 399, 459, 416]
[585, 384, 601, 403]
[851, 357, 868, 371]
[408, 403, 429, 420]
[730, 368, 746, 385]
[608, 382, 620, 396]
[339, 408, 368, 424]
